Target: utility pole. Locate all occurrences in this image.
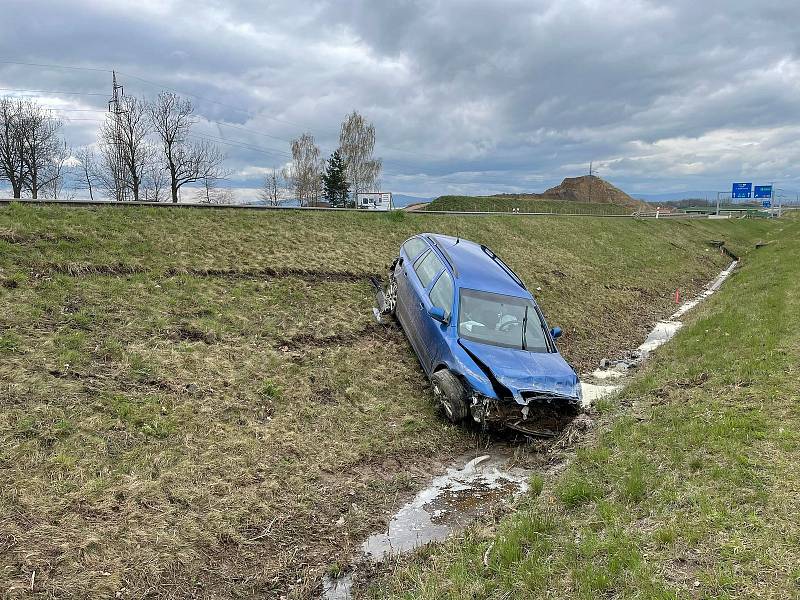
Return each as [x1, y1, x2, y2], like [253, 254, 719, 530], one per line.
[108, 71, 128, 202]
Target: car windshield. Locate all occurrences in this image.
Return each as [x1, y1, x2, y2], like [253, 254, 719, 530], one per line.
[458, 289, 550, 351]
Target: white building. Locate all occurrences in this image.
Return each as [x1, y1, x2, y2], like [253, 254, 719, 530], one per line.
[356, 192, 393, 211]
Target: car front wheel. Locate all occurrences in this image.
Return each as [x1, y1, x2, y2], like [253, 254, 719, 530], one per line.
[431, 369, 469, 423]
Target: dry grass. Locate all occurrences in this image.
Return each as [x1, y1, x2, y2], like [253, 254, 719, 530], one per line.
[423, 195, 634, 214]
[0, 203, 776, 598]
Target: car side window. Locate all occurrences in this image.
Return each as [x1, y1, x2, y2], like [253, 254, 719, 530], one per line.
[402, 238, 428, 262]
[414, 251, 444, 288]
[429, 272, 454, 318]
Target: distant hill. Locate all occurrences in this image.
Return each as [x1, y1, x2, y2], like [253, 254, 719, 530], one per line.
[538, 175, 647, 209]
[486, 175, 649, 210]
[420, 175, 647, 213]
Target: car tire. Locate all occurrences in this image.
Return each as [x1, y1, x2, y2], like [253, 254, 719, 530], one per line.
[431, 370, 469, 423]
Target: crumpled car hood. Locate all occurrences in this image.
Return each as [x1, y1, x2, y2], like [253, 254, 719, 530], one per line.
[460, 339, 579, 404]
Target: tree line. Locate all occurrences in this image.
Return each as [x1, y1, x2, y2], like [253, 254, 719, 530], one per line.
[0, 93, 227, 203]
[0, 92, 382, 206]
[258, 110, 382, 207]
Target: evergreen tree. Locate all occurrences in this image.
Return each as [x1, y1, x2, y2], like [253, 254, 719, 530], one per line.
[322, 149, 350, 207]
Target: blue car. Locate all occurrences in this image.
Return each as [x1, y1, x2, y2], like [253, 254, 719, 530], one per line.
[375, 234, 582, 436]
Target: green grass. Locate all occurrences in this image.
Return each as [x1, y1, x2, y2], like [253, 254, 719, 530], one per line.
[0, 202, 778, 598]
[372, 216, 800, 599]
[423, 195, 635, 214]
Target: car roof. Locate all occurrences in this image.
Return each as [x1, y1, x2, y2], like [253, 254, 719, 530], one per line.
[417, 233, 531, 299]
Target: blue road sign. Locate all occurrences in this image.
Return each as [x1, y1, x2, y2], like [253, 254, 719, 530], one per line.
[732, 182, 752, 198]
[754, 185, 773, 199]
[762, 200, 771, 208]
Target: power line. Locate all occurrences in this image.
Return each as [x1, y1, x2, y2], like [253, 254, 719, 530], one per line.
[46, 108, 107, 113]
[53, 114, 293, 158]
[0, 60, 311, 134]
[211, 120, 296, 145]
[0, 87, 108, 96]
[116, 70, 311, 132]
[0, 60, 111, 74]
[45, 106, 296, 148]
[0, 59, 443, 161]
[189, 132, 292, 159]
[0, 62, 525, 190]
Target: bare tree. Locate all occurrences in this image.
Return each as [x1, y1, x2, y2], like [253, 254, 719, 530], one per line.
[0, 98, 26, 198]
[142, 145, 168, 202]
[287, 133, 323, 207]
[100, 95, 151, 201]
[96, 140, 124, 201]
[338, 110, 382, 204]
[149, 92, 225, 203]
[259, 167, 290, 206]
[0, 99, 65, 199]
[197, 183, 235, 204]
[73, 146, 100, 201]
[23, 104, 65, 199]
[197, 164, 232, 203]
[40, 142, 70, 199]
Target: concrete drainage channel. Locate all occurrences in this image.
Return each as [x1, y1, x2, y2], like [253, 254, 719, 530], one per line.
[322, 260, 738, 599]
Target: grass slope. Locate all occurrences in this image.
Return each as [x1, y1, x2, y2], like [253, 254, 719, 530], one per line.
[374, 218, 799, 598]
[423, 195, 634, 215]
[0, 203, 776, 598]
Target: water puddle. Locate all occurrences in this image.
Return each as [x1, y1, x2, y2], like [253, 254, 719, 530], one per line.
[322, 573, 353, 600]
[324, 260, 738, 598]
[323, 449, 531, 598]
[361, 452, 529, 561]
[580, 382, 623, 406]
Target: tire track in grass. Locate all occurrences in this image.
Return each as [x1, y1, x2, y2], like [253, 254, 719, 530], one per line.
[30, 261, 380, 283]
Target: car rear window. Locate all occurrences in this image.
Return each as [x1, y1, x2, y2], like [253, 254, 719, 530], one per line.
[414, 251, 444, 288]
[429, 272, 454, 318]
[402, 238, 428, 262]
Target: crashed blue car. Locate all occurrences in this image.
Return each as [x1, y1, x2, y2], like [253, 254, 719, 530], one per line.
[374, 234, 581, 436]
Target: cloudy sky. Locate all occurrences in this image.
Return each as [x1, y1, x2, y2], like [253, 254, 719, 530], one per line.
[2, 0, 800, 200]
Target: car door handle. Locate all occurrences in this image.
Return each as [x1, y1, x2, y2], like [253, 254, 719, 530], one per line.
[418, 301, 425, 310]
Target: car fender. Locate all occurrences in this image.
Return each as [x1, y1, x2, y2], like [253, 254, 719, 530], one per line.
[435, 339, 498, 399]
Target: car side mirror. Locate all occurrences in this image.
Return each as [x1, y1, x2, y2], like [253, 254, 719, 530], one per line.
[428, 306, 448, 324]
[550, 326, 563, 339]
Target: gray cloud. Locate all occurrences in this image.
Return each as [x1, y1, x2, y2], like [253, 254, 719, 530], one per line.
[3, 0, 800, 198]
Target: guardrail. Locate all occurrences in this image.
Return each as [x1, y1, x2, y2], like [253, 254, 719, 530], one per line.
[0, 198, 728, 219]
[0, 198, 367, 212]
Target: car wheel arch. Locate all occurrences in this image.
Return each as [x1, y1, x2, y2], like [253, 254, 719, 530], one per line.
[430, 369, 471, 423]
[432, 363, 470, 390]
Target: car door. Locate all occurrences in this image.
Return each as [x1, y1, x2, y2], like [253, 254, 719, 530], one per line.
[406, 250, 445, 373]
[395, 238, 429, 349]
[417, 269, 455, 372]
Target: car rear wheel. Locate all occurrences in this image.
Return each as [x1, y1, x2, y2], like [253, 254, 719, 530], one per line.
[431, 370, 469, 423]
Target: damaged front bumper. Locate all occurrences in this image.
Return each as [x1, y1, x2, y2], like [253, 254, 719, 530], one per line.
[470, 392, 581, 437]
